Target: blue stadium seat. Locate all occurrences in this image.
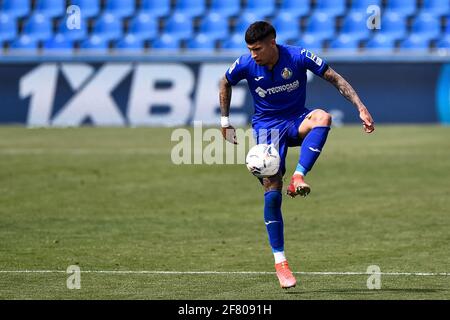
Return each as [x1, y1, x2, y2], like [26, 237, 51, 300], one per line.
[278, 0, 310, 19]
[186, 34, 216, 51]
[399, 35, 430, 51]
[58, 18, 88, 41]
[70, 0, 100, 18]
[115, 34, 145, 52]
[349, 0, 382, 14]
[294, 35, 323, 52]
[9, 35, 38, 51]
[140, 0, 171, 18]
[365, 34, 396, 51]
[35, 0, 65, 18]
[1, 0, 30, 19]
[22, 13, 53, 41]
[329, 34, 360, 52]
[303, 13, 335, 41]
[340, 12, 371, 41]
[209, 0, 240, 18]
[92, 13, 123, 41]
[104, 0, 135, 18]
[0, 13, 17, 42]
[234, 12, 266, 35]
[42, 34, 74, 53]
[436, 36, 450, 49]
[199, 13, 229, 41]
[384, 0, 417, 17]
[272, 13, 300, 44]
[80, 35, 109, 52]
[221, 33, 248, 50]
[314, 0, 346, 18]
[243, 0, 276, 18]
[421, 0, 450, 17]
[174, 0, 206, 18]
[411, 13, 441, 41]
[151, 34, 180, 51]
[128, 13, 158, 41]
[163, 13, 194, 41]
[376, 12, 407, 41]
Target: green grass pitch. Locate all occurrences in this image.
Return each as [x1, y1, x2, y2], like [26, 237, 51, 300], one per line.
[0, 125, 449, 300]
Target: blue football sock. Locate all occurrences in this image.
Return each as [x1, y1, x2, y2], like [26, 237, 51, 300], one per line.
[264, 190, 284, 253]
[297, 126, 330, 176]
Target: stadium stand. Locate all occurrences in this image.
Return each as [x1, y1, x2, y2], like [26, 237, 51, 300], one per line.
[340, 12, 370, 42]
[127, 12, 158, 41]
[278, 0, 310, 19]
[70, 0, 100, 18]
[42, 33, 73, 52]
[348, 0, 382, 15]
[375, 12, 408, 41]
[209, 0, 240, 18]
[35, 0, 65, 18]
[80, 34, 109, 52]
[314, 0, 346, 18]
[0, 0, 448, 54]
[384, 0, 417, 18]
[115, 34, 145, 52]
[103, 0, 135, 18]
[198, 12, 229, 41]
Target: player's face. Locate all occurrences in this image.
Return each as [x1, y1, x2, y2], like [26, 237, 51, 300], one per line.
[247, 38, 276, 66]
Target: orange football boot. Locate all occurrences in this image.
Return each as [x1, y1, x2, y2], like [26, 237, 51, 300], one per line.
[286, 173, 311, 198]
[275, 261, 297, 289]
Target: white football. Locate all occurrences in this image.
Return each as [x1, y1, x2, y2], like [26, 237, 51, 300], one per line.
[245, 144, 280, 178]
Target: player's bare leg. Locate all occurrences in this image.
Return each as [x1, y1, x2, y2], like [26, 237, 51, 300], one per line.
[287, 109, 332, 198]
[263, 173, 297, 289]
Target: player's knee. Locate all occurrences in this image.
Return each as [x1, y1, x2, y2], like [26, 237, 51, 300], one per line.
[263, 174, 283, 192]
[312, 109, 332, 126]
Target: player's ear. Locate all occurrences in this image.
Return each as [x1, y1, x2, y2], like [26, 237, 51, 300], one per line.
[270, 38, 276, 47]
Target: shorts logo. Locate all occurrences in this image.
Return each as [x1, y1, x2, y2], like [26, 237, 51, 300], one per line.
[255, 87, 267, 98]
[281, 67, 293, 80]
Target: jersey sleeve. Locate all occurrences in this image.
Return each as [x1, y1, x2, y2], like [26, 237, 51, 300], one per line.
[299, 48, 329, 77]
[225, 56, 247, 86]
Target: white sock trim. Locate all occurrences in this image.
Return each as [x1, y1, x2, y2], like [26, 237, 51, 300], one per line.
[273, 251, 287, 264]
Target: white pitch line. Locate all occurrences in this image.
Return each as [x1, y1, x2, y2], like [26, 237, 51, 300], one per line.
[0, 270, 449, 276]
[0, 148, 169, 155]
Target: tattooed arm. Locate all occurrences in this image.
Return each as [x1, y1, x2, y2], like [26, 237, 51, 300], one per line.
[219, 75, 237, 144]
[323, 67, 375, 133]
[219, 75, 232, 117]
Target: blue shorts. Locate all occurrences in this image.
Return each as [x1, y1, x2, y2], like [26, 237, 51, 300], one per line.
[252, 109, 312, 182]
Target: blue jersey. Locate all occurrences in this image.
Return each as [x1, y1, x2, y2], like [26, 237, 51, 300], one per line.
[225, 44, 329, 129]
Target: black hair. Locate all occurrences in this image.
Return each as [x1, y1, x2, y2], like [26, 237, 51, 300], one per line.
[245, 21, 276, 44]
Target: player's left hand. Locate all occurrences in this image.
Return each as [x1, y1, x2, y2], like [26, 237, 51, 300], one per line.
[359, 107, 375, 133]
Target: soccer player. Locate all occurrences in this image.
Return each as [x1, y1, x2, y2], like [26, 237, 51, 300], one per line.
[219, 21, 375, 289]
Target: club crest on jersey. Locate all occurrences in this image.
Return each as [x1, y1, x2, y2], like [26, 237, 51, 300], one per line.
[281, 67, 293, 80]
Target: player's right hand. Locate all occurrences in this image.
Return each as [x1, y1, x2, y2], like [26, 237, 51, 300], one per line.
[359, 107, 375, 134]
[221, 125, 238, 144]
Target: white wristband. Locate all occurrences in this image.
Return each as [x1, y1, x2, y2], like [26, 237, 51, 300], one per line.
[221, 116, 230, 128]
